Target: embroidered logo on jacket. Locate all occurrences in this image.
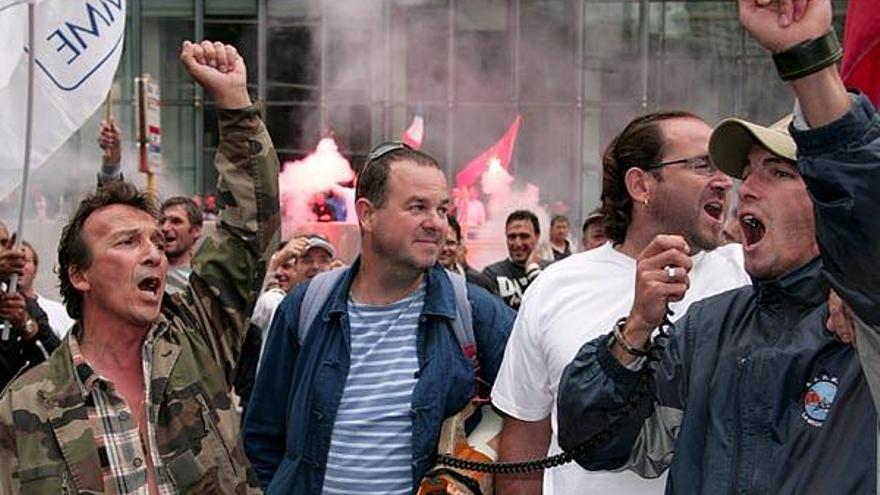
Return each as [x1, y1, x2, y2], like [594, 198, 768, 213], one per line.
[801, 374, 839, 427]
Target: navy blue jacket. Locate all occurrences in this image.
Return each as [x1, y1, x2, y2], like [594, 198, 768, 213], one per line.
[557, 94, 880, 494]
[243, 260, 515, 494]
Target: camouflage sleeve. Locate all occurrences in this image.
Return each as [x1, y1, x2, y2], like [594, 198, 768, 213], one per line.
[190, 103, 281, 379]
[0, 389, 21, 493]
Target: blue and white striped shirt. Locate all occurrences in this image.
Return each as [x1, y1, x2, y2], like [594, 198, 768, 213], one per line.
[321, 284, 425, 495]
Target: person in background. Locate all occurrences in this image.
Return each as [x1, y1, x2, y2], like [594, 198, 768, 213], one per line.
[325, 189, 347, 221]
[159, 197, 203, 294]
[18, 241, 74, 338]
[482, 209, 547, 310]
[97, 111, 204, 296]
[311, 192, 334, 222]
[251, 234, 338, 338]
[237, 234, 338, 413]
[581, 209, 608, 251]
[439, 214, 496, 294]
[0, 224, 60, 390]
[457, 185, 487, 227]
[539, 214, 574, 262]
[203, 192, 219, 220]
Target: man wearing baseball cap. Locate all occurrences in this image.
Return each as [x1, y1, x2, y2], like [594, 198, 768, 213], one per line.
[251, 234, 338, 339]
[557, 0, 880, 492]
[237, 234, 339, 411]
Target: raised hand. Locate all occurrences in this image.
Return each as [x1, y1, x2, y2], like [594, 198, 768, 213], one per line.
[270, 236, 311, 271]
[180, 40, 251, 109]
[738, 0, 832, 52]
[98, 118, 122, 165]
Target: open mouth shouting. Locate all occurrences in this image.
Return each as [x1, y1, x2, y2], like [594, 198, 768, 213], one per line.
[137, 276, 163, 300]
[703, 200, 725, 223]
[740, 212, 767, 251]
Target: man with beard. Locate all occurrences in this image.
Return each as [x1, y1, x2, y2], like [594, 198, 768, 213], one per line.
[490, 111, 750, 495]
[0, 40, 278, 493]
[557, 0, 880, 491]
[159, 197, 203, 294]
[243, 142, 515, 494]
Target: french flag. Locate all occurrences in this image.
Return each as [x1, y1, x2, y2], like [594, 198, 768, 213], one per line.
[402, 110, 425, 149]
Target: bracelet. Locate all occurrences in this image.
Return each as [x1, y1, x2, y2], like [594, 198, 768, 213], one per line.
[773, 30, 842, 82]
[611, 317, 649, 358]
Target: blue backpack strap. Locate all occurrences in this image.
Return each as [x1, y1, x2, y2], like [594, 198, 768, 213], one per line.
[297, 267, 346, 344]
[445, 270, 476, 363]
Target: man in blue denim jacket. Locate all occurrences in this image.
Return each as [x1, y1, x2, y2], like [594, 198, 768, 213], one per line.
[243, 142, 515, 494]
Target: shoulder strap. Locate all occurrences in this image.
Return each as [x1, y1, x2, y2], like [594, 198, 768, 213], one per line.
[297, 267, 346, 344]
[445, 269, 476, 361]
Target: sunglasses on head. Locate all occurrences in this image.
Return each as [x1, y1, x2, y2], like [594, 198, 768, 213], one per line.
[357, 141, 414, 198]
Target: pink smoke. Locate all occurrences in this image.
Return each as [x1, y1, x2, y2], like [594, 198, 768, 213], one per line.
[279, 137, 356, 227]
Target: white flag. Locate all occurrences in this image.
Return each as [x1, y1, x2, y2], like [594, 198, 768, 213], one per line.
[0, 0, 126, 199]
[0, 2, 25, 89]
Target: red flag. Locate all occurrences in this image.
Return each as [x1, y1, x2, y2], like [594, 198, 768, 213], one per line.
[841, 0, 880, 105]
[456, 115, 522, 188]
[402, 112, 424, 149]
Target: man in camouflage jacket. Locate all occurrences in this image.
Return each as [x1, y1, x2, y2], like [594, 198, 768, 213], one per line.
[0, 40, 279, 494]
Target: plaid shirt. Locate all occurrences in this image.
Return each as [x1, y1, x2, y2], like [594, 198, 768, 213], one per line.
[69, 327, 176, 495]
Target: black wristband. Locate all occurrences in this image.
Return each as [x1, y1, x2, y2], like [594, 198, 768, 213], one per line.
[773, 30, 842, 82]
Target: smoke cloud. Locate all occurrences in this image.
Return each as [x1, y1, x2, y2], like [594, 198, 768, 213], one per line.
[279, 137, 356, 229]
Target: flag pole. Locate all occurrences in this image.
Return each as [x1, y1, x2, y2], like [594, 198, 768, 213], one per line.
[2, 0, 35, 341]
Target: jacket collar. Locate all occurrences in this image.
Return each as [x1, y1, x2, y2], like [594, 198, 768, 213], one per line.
[325, 258, 457, 321]
[753, 257, 828, 309]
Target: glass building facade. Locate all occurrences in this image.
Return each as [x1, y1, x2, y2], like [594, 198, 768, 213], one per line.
[20, 0, 849, 221]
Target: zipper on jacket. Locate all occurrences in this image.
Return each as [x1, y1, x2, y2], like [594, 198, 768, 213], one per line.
[730, 355, 749, 495]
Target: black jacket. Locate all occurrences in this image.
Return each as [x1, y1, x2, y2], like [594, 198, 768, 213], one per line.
[0, 297, 60, 390]
[557, 94, 880, 494]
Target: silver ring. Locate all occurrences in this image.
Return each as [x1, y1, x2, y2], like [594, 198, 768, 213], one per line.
[665, 265, 676, 280]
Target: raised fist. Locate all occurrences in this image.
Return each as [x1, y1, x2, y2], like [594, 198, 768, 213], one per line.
[180, 40, 251, 109]
[738, 0, 833, 53]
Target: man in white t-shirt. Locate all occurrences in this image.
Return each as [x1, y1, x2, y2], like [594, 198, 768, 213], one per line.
[491, 111, 751, 494]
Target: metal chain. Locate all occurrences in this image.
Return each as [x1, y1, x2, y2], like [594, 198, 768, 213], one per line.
[436, 309, 675, 474]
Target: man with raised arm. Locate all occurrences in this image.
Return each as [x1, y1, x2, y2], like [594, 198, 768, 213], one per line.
[557, 1, 880, 492]
[0, 40, 279, 494]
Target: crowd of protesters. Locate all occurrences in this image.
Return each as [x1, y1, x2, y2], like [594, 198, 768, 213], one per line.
[1, 1, 879, 494]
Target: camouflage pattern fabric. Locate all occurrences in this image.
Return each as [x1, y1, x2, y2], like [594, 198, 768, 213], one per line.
[0, 104, 280, 494]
